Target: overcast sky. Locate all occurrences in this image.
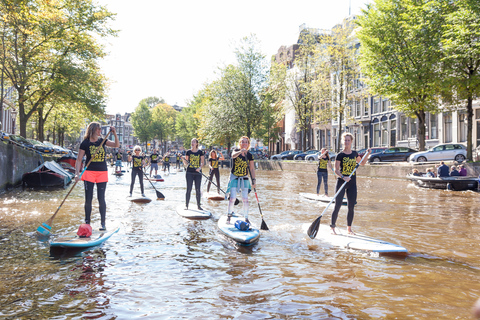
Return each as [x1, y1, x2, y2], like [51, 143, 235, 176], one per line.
[97, 0, 370, 115]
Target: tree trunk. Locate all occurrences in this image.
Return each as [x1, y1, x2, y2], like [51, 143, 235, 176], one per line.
[466, 97, 473, 160]
[416, 110, 426, 151]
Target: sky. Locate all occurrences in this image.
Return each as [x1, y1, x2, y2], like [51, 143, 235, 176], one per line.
[97, 0, 371, 115]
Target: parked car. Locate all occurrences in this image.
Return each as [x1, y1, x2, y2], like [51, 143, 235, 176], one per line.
[280, 150, 303, 160]
[9, 134, 35, 150]
[358, 147, 388, 158]
[43, 141, 70, 154]
[27, 139, 55, 154]
[368, 147, 417, 162]
[249, 149, 269, 160]
[1, 131, 10, 142]
[306, 151, 336, 162]
[270, 150, 291, 160]
[408, 143, 467, 162]
[294, 150, 318, 160]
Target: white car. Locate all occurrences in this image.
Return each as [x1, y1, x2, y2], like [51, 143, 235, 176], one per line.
[408, 143, 467, 162]
[305, 151, 336, 162]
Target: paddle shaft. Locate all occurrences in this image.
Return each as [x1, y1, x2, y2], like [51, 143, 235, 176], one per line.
[247, 164, 269, 230]
[142, 167, 165, 199]
[44, 131, 112, 227]
[183, 157, 229, 196]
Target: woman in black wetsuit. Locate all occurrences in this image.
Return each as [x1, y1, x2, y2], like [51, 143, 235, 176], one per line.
[128, 145, 146, 197]
[182, 138, 204, 210]
[331, 132, 370, 235]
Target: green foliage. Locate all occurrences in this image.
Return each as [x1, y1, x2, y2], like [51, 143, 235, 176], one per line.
[151, 103, 176, 152]
[175, 95, 201, 148]
[131, 101, 153, 144]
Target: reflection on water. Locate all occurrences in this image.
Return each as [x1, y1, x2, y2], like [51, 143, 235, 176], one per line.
[1, 167, 480, 319]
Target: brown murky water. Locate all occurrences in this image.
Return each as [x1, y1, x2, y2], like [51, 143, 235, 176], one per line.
[1, 166, 479, 319]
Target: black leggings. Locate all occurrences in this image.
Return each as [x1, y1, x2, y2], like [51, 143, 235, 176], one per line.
[185, 171, 202, 208]
[84, 181, 107, 226]
[130, 168, 144, 194]
[330, 177, 357, 228]
[207, 168, 220, 192]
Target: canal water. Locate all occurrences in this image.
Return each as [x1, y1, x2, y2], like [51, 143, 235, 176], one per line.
[1, 166, 479, 319]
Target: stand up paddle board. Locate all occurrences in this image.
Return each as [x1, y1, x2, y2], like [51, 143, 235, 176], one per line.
[300, 192, 348, 205]
[314, 224, 408, 255]
[128, 195, 152, 203]
[175, 205, 212, 220]
[113, 171, 123, 176]
[50, 227, 120, 248]
[217, 213, 260, 246]
[204, 192, 225, 201]
[145, 175, 164, 182]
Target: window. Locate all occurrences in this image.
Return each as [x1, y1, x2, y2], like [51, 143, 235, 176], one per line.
[381, 121, 388, 146]
[401, 116, 408, 140]
[373, 98, 380, 114]
[355, 100, 361, 117]
[382, 99, 389, 112]
[373, 123, 380, 147]
[444, 112, 452, 143]
[430, 114, 437, 140]
[364, 98, 369, 116]
[410, 118, 417, 138]
[459, 112, 467, 142]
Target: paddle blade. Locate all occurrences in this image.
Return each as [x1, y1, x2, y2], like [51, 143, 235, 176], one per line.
[36, 223, 52, 236]
[234, 198, 240, 206]
[156, 190, 165, 200]
[307, 216, 322, 239]
[260, 219, 269, 231]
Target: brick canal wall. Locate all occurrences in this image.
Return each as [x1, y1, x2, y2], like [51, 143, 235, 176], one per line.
[255, 160, 480, 179]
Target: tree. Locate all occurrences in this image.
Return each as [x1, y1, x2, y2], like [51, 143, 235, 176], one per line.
[131, 101, 153, 147]
[151, 103, 176, 153]
[440, 0, 480, 160]
[140, 96, 166, 109]
[0, 0, 116, 137]
[357, 0, 445, 151]
[175, 95, 201, 148]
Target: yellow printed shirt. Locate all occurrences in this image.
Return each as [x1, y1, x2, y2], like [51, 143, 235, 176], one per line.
[132, 155, 144, 169]
[231, 149, 253, 177]
[186, 149, 204, 173]
[336, 151, 359, 178]
[80, 138, 107, 171]
[209, 157, 219, 169]
[150, 154, 159, 163]
[317, 154, 330, 172]
[116, 152, 122, 160]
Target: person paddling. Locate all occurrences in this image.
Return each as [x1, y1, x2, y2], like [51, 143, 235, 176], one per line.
[182, 138, 204, 210]
[149, 149, 160, 177]
[128, 145, 146, 197]
[330, 132, 370, 235]
[207, 150, 221, 194]
[226, 136, 256, 224]
[316, 148, 333, 197]
[75, 122, 119, 231]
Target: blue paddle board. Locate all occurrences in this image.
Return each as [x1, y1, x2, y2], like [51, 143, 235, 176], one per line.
[50, 227, 119, 248]
[217, 213, 260, 246]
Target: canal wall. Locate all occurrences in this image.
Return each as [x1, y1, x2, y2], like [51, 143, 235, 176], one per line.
[0, 141, 45, 190]
[256, 160, 480, 179]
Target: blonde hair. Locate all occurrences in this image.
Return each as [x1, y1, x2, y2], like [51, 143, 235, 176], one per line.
[238, 136, 250, 147]
[341, 132, 354, 144]
[84, 122, 102, 140]
[133, 145, 142, 152]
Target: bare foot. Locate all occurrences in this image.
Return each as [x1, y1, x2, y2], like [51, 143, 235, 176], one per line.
[347, 227, 355, 235]
[331, 227, 337, 235]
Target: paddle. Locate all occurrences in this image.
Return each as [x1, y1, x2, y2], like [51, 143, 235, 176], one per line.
[307, 151, 369, 239]
[36, 131, 112, 236]
[142, 167, 165, 200]
[247, 166, 269, 231]
[183, 157, 239, 205]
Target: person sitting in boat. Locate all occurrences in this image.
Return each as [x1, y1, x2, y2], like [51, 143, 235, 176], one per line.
[426, 168, 436, 178]
[128, 145, 146, 197]
[149, 149, 160, 177]
[458, 164, 467, 176]
[115, 149, 123, 172]
[437, 161, 450, 177]
[411, 168, 422, 177]
[226, 136, 256, 224]
[449, 166, 460, 176]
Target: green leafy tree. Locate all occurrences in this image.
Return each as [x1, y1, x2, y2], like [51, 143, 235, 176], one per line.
[140, 96, 166, 109]
[175, 95, 201, 148]
[357, 0, 445, 151]
[440, 0, 480, 160]
[0, 0, 116, 137]
[151, 103, 176, 153]
[131, 101, 153, 147]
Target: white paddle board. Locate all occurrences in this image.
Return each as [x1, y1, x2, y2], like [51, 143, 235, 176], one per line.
[204, 192, 225, 201]
[217, 213, 260, 246]
[315, 224, 408, 255]
[175, 205, 212, 220]
[50, 227, 119, 248]
[300, 192, 348, 205]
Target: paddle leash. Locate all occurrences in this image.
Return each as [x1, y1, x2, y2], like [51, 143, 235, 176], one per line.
[247, 166, 269, 231]
[183, 157, 239, 205]
[36, 131, 112, 237]
[307, 151, 369, 239]
[143, 167, 165, 200]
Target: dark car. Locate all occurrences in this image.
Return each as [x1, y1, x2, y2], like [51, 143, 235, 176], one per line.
[280, 150, 303, 160]
[368, 147, 418, 162]
[293, 150, 318, 161]
[27, 139, 55, 154]
[358, 147, 388, 158]
[10, 134, 35, 150]
[249, 149, 269, 160]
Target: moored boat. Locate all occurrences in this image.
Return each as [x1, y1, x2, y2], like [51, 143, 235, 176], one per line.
[407, 174, 479, 191]
[22, 161, 74, 188]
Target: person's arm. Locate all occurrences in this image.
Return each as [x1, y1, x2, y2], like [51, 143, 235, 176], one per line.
[75, 149, 85, 182]
[334, 159, 342, 179]
[232, 148, 247, 159]
[249, 159, 256, 189]
[358, 148, 371, 166]
[105, 126, 119, 148]
[198, 154, 204, 172]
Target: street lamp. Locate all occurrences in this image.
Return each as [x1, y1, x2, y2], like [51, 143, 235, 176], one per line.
[351, 122, 360, 150]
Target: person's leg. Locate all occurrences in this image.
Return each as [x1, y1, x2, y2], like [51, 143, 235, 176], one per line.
[139, 170, 144, 195]
[207, 170, 214, 193]
[185, 172, 193, 209]
[346, 182, 358, 234]
[194, 173, 202, 209]
[330, 179, 346, 234]
[322, 172, 329, 196]
[84, 181, 95, 224]
[227, 186, 237, 223]
[242, 187, 250, 223]
[214, 169, 220, 193]
[129, 170, 137, 194]
[96, 182, 107, 229]
[316, 171, 322, 195]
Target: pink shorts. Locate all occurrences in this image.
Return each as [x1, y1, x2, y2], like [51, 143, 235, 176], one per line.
[81, 170, 108, 183]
